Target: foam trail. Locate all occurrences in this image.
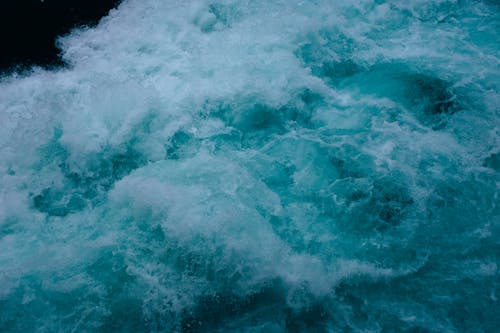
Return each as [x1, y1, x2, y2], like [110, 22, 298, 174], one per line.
[0, 0, 499, 332]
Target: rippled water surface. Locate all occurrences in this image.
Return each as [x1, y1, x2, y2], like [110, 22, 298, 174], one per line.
[0, 1, 499, 332]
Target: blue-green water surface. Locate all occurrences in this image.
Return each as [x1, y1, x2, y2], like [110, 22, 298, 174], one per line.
[0, 1, 499, 332]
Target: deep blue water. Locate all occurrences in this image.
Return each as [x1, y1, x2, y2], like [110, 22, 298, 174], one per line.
[0, 1, 499, 332]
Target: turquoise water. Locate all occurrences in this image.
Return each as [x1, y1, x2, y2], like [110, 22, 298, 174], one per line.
[0, 0, 499, 332]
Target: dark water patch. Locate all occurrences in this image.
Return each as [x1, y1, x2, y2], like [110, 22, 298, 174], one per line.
[369, 178, 415, 228]
[297, 51, 462, 129]
[284, 302, 330, 333]
[202, 88, 325, 135]
[483, 152, 500, 171]
[405, 74, 458, 115]
[0, 218, 19, 239]
[332, 176, 414, 233]
[195, 92, 323, 155]
[297, 36, 464, 130]
[334, 63, 461, 129]
[333, 284, 375, 331]
[0, 0, 122, 73]
[63, 148, 146, 192]
[99, 297, 146, 333]
[402, 73, 459, 129]
[181, 281, 288, 332]
[296, 29, 360, 84]
[328, 145, 375, 180]
[166, 130, 201, 160]
[202, 99, 317, 150]
[32, 187, 86, 217]
[32, 129, 146, 216]
[333, 280, 435, 332]
[283, 88, 324, 129]
[298, 88, 325, 110]
[223, 103, 286, 133]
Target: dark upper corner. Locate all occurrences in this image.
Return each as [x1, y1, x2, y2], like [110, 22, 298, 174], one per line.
[0, 0, 122, 73]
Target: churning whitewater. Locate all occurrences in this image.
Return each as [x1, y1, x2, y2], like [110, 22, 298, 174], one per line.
[0, 0, 499, 332]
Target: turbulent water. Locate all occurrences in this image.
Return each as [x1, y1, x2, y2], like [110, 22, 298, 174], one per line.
[0, 0, 499, 332]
